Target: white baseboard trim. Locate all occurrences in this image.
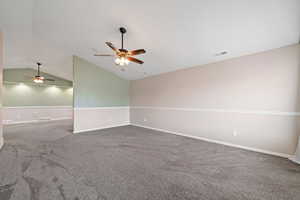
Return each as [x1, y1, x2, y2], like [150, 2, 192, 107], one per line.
[4, 117, 72, 125]
[289, 157, 300, 164]
[0, 136, 3, 150]
[131, 123, 292, 158]
[73, 123, 130, 134]
[289, 156, 300, 165]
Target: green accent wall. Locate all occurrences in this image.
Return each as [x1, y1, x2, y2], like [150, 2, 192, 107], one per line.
[3, 84, 73, 107]
[3, 68, 73, 107]
[73, 56, 129, 107]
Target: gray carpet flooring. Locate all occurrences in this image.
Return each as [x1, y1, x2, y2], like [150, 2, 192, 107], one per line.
[0, 120, 300, 200]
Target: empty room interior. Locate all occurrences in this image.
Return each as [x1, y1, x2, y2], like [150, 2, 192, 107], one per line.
[0, 0, 300, 200]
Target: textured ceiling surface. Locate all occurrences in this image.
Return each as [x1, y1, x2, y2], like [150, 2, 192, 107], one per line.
[0, 0, 299, 80]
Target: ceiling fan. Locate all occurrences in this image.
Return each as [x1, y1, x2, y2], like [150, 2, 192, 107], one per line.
[32, 62, 55, 83]
[94, 27, 146, 66]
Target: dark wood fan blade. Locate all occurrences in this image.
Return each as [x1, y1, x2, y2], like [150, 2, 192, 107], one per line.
[45, 78, 55, 81]
[105, 42, 118, 52]
[94, 54, 114, 56]
[128, 49, 146, 56]
[127, 57, 144, 64]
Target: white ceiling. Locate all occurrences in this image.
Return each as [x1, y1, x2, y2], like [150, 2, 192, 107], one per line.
[1, 0, 299, 80]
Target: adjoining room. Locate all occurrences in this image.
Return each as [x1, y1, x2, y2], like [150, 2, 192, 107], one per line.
[2, 65, 73, 146]
[0, 0, 300, 200]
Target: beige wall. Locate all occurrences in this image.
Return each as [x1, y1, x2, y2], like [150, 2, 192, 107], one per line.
[130, 44, 300, 156]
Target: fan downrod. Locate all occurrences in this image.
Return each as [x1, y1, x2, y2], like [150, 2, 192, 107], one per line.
[119, 27, 127, 49]
[119, 27, 127, 34]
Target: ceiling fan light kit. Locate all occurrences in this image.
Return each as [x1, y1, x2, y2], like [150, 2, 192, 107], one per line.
[115, 56, 129, 66]
[33, 62, 44, 83]
[32, 62, 55, 84]
[94, 27, 146, 70]
[33, 77, 44, 83]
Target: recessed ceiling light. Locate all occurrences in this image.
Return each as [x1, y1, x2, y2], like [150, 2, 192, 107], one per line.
[215, 51, 228, 56]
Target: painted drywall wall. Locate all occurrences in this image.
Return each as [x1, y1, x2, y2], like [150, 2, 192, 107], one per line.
[3, 83, 73, 107]
[130, 44, 300, 156]
[73, 56, 130, 132]
[3, 68, 73, 107]
[73, 56, 129, 107]
[2, 68, 73, 123]
[3, 106, 72, 124]
[0, 32, 3, 149]
[0, 31, 4, 149]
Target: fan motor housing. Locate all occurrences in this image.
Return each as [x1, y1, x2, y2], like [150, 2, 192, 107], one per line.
[119, 49, 128, 53]
[120, 27, 127, 34]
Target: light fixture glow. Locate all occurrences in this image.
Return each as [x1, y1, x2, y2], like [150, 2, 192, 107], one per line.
[15, 82, 30, 91]
[33, 76, 44, 83]
[115, 57, 129, 66]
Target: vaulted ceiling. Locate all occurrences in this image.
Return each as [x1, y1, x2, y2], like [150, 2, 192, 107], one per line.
[1, 0, 299, 80]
